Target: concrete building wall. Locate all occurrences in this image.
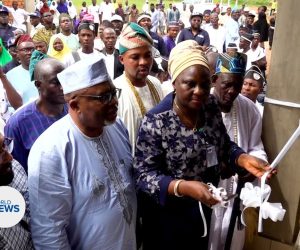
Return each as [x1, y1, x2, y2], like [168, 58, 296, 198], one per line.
[245, 1, 300, 249]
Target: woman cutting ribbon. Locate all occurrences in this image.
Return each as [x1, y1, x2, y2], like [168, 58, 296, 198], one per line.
[134, 40, 273, 250]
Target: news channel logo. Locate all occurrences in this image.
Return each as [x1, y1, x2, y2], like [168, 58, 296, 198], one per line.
[0, 186, 26, 228]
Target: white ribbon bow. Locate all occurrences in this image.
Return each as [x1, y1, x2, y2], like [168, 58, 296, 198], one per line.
[207, 182, 231, 208]
[240, 181, 286, 231]
[198, 183, 231, 238]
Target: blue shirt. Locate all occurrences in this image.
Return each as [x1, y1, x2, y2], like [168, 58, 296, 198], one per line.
[177, 27, 210, 46]
[4, 101, 68, 171]
[6, 65, 39, 104]
[163, 35, 176, 57]
[150, 31, 168, 57]
[28, 116, 137, 250]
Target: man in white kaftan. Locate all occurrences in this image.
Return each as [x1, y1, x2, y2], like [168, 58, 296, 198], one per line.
[209, 52, 267, 250]
[209, 93, 267, 250]
[28, 56, 137, 250]
[114, 74, 163, 153]
[114, 22, 164, 154]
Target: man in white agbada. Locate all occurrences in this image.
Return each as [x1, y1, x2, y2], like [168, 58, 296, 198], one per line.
[209, 52, 267, 250]
[28, 56, 137, 250]
[114, 22, 163, 154]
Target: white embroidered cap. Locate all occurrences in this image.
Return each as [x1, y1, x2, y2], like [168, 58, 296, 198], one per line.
[57, 56, 111, 95]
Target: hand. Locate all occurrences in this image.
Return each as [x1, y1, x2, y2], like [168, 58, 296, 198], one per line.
[237, 154, 275, 179]
[179, 181, 220, 208]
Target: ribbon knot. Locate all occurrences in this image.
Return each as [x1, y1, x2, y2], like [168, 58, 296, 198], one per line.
[239, 182, 286, 231]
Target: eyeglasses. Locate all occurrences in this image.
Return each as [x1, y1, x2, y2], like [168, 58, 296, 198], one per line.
[77, 88, 122, 104]
[0, 137, 14, 155]
[18, 47, 35, 53]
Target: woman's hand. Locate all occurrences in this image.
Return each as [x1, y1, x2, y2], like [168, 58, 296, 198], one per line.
[237, 153, 276, 179]
[169, 180, 220, 207]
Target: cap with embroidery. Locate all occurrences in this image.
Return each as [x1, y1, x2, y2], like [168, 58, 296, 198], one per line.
[137, 12, 151, 24]
[244, 65, 265, 86]
[190, 12, 203, 18]
[57, 56, 111, 95]
[216, 52, 247, 75]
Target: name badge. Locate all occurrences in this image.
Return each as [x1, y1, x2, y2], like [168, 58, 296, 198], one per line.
[153, 39, 159, 44]
[197, 34, 204, 38]
[206, 145, 218, 168]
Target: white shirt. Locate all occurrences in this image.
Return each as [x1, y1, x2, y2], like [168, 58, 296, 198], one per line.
[8, 7, 28, 31]
[208, 93, 267, 250]
[99, 2, 114, 22]
[113, 74, 164, 154]
[225, 18, 239, 47]
[103, 53, 115, 79]
[88, 5, 100, 24]
[30, 23, 43, 38]
[56, 33, 80, 52]
[206, 25, 226, 53]
[68, 5, 77, 19]
[63, 48, 102, 67]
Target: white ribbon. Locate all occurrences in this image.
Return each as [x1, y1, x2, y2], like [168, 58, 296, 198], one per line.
[264, 97, 300, 109]
[240, 182, 286, 228]
[240, 121, 300, 232]
[207, 182, 230, 208]
[198, 183, 231, 238]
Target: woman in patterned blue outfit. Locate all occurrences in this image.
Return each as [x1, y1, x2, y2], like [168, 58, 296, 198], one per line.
[134, 40, 271, 250]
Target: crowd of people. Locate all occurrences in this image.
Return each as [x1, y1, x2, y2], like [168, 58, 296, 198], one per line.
[0, 0, 278, 249]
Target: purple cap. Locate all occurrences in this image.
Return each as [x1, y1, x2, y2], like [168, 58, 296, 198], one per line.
[0, 6, 9, 13]
[29, 11, 41, 18]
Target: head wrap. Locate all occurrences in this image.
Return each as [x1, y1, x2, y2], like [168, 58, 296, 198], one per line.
[29, 50, 49, 81]
[81, 14, 95, 23]
[16, 35, 33, 48]
[168, 40, 209, 83]
[227, 43, 238, 50]
[215, 52, 247, 75]
[0, 38, 12, 67]
[244, 65, 265, 86]
[78, 21, 95, 33]
[119, 22, 153, 55]
[137, 13, 151, 24]
[57, 56, 111, 95]
[47, 35, 71, 62]
[32, 32, 49, 46]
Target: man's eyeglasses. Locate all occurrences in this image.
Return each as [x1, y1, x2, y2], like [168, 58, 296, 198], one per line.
[77, 88, 122, 104]
[18, 47, 35, 53]
[0, 137, 14, 154]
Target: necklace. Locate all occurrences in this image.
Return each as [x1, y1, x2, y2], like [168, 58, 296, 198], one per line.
[228, 102, 238, 196]
[124, 74, 161, 116]
[174, 100, 202, 132]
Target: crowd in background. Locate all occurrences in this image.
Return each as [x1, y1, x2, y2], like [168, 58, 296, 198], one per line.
[0, 0, 278, 249]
